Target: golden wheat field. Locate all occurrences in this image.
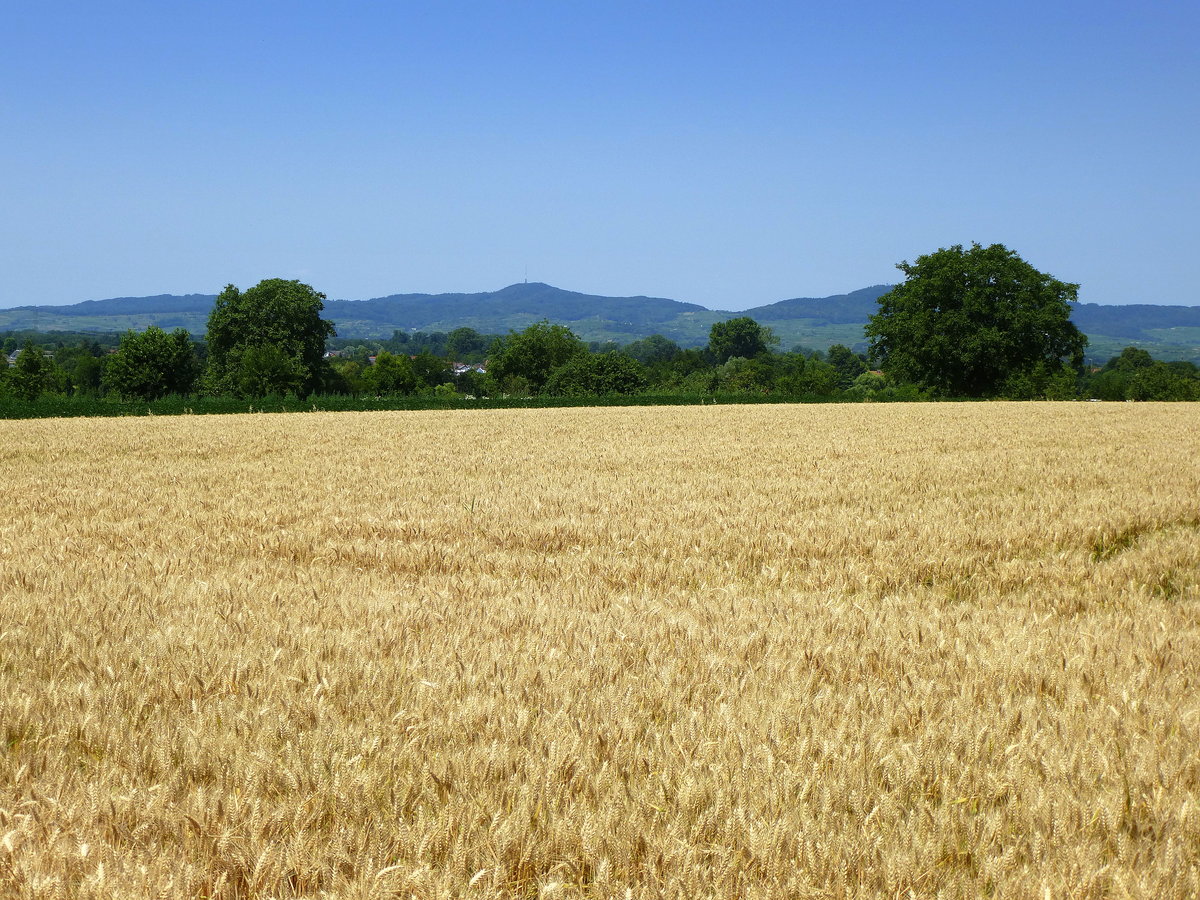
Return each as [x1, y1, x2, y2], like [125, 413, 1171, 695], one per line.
[1, 403, 1198, 899]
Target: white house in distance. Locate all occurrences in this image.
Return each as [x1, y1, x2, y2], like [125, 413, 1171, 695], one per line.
[7, 348, 55, 365]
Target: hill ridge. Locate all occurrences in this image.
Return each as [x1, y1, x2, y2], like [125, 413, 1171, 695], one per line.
[1, 283, 1198, 361]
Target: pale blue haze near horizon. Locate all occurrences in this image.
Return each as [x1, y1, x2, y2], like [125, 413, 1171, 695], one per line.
[3, 1, 1197, 311]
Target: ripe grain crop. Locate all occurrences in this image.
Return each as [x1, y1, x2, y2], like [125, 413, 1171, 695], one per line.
[0, 403, 1198, 899]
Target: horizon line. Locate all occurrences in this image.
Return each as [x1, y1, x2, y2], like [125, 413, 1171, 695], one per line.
[3, 281, 1197, 313]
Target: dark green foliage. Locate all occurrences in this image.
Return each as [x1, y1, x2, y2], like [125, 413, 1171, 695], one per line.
[489, 321, 586, 393]
[454, 368, 497, 398]
[232, 344, 307, 398]
[1085, 347, 1200, 400]
[1089, 348, 1200, 400]
[7, 340, 58, 401]
[668, 348, 714, 377]
[1108, 347, 1155, 370]
[620, 335, 685, 388]
[104, 327, 199, 400]
[866, 243, 1087, 397]
[326, 329, 501, 364]
[0, 390, 856, 421]
[776, 356, 840, 396]
[411, 350, 452, 389]
[716, 356, 776, 393]
[623, 334, 681, 366]
[205, 279, 334, 397]
[385, 330, 449, 357]
[323, 358, 366, 395]
[1125, 366, 1199, 401]
[363, 351, 418, 395]
[445, 327, 489, 361]
[1165, 360, 1199, 378]
[999, 361, 1080, 400]
[708, 317, 777, 364]
[826, 344, 868, 388]
[58, 343, 106, 396]
[0, 332, 122, 354]
[844, 373, 931, 402]
[1, 336, 113, 399]
[544, 353, 648, 396]
[336, 345, 375, 366]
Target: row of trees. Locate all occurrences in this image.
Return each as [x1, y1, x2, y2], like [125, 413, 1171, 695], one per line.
[3, 247, 1199, 404]
[6, 315, 1196, 404]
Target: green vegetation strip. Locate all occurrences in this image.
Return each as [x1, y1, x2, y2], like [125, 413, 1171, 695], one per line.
[0, 392, 869, 420]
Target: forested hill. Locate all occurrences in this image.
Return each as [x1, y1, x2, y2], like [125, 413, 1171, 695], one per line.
[2, 283, 1198, 360]
[323, 283, 715, 342]
[1070, 304, 1200, 340]
[742, 286, 893, 324]
[0, 294, 217, 332]
[44, 294, 216, 316]
[0, 284, 718, 344]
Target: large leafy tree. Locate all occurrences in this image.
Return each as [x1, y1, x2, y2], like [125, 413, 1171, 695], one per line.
[865, 243, 1086, 397]
[622, 334, 680, 366]
[411, 350, 452, 389]
[489, 321, 585, 393]
[205, 279, 334, 397]
[826, 344, 868, 388]
[7, 340, 59, 401]
[105, 327, 199, 400]
[543, 352, 648, 396]
[708, 317, 776, 364]
[445, 327, 489, 362]
[56, 342, 106, 396]
[363, 350, 418, 395]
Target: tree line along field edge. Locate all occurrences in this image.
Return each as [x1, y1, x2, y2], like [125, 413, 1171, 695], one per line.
[4, 245, 1200, 411]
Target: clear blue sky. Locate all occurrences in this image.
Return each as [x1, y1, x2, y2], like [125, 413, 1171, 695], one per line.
[3, 1, 1197, 310]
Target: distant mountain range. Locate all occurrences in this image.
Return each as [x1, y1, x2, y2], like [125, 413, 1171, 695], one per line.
[2, 283, 1198, 362]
